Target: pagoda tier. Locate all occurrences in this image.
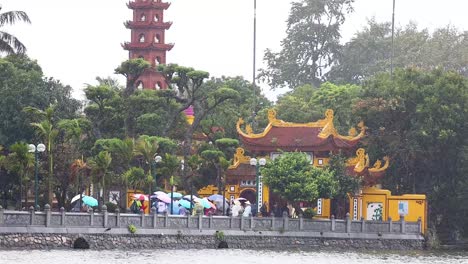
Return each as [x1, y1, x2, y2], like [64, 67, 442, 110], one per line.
[125, 20, 172, 30]
[346, 148, 390, 186]
[123, 42, 174, 51]
[236, 109, 365, 154]
[127, 1, 171, 10]
[124, 0, 172, 90]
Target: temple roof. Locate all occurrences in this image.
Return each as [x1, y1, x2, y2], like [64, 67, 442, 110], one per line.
[122, 42, 174, 51]
[127, 1, 171, 10]
[237, 109, 365, 152]
[226, 147, 390, 187]
[125, 20, 173, 30]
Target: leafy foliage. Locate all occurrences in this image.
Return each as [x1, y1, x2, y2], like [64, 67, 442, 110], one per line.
[262, 152, 338, 202]
[0, 6, 30, 54]
[260, 0, 354, 89]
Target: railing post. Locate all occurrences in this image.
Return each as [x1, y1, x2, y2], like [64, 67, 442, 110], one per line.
[60, 207, 66, 226]
[229, 215, 234, 229]
[250, 215, 254, 230]
[164, 211, 169, 228]
[115, 208, 121, 228]
[89, 207, 94, 226]
[152, 207, 157, 228]
[361, 217, 365, 232]
[345, 213, 351, 233]
[187, 214, 191, 228]
[417, 217, 422, 234]
[44, 204, 51, 227]
[240, 215, 245, 230]
[140, 209, 145, 228]
[388, 217, 393, 233]
[0, 206, 3, 225]
[198, 213, 203, 231]
[283, 214, 289, 231]
[271, 216, 275, 230]
[400, 214, 406, 234]
[209, 214, 213, 229]
[331, 215, 335, 231]
[299, 214, 303, 231]
[102, 205, 108, 228]
[29, 206, 35, 226]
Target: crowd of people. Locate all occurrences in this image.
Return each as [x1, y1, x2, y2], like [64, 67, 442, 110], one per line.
[130, 195, 303, 218]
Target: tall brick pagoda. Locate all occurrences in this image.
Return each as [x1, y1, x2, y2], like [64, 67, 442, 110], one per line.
[123, 0, 174, 90]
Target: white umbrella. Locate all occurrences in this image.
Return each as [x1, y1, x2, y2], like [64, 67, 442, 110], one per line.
[183, 194, 199, 201]
[71, 194, 84, 204]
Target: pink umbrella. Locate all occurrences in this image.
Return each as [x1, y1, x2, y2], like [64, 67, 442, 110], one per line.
[155, 192, 171, 203]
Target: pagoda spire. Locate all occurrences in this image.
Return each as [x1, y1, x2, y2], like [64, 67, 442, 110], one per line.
[123, 0, 174, 90]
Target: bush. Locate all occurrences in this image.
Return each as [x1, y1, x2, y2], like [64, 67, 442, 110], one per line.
[128, 224, 137, 234]
[303, 208, 316, 218]
[105, 202, 117, 213]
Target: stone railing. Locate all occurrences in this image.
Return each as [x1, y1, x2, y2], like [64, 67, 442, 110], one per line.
[0, 205, 423, 235]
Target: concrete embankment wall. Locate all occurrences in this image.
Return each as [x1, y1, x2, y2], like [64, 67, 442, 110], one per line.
[0, 206, 425, 250]
[0, 228, 425, 250]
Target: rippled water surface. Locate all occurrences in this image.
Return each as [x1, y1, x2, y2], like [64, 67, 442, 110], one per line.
[1, 249, 468, 264]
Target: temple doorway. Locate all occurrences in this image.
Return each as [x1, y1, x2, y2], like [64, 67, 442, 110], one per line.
[240, 189, 256, 204]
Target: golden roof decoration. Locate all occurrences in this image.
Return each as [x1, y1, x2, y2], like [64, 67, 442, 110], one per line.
[228, 147, 251, 169]
[369, 156, 390, 172]
[236, 108, 366, 141]
[347, 148, 390, 173]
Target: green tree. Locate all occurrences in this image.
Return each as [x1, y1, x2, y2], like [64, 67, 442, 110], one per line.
[114, 58, 151, 97]
[329, 21, 468, 83]
[199, 77, 271, 138]
[355, 68, 468, 236]
[158, 64, 240, 190]
[88, 150, 112, 208]
[260, 0, 354, 89]
[0, 55, 80, 146]
[0, 6, 30, 54]
[84, 84, 124, 139]
[262, 152, 338, 203]
[0, 142, 33, 209]
[327, 152, 361, 218]
[123, 166, 148, 191]
[24, 105, 59, 205]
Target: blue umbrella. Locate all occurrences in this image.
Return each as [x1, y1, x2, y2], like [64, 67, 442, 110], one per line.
[82, 195, 98, 207]
[208, 194, 225, 201]
[170, 200, 180, 215]
[169, 192, 183, 199]
[179, 199, 192, 209]
[199, 198, 213, 209]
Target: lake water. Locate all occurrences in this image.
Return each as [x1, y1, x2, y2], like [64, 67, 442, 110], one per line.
[1, 249, 467, 264]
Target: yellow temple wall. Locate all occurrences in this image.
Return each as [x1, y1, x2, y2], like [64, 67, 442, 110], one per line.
[346, 187, 427, 234]
[388, 194, 427, 233]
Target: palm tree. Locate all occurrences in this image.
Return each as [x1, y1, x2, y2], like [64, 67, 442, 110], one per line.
[133, 136, 159, 194]
[70, 158, 90, 209]
[88, 151, 112, 209]
[24, 105, 58, 206]
[0, 143, 34, 209]
[0, 6, 31, 54]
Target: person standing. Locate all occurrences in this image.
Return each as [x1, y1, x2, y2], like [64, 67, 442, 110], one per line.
[243, 201, 252, 217]
[231, 200, 242, 217]
[260, 202, 269, 217]
[178, 204, 187, 216]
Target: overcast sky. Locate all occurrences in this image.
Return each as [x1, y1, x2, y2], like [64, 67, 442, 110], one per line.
[2, 0, 467, 101]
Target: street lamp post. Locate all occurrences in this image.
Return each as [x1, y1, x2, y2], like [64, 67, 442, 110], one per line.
[28, 143, 46, 210]
[152, 155, 162, 211]
[250, 157, 266, 214]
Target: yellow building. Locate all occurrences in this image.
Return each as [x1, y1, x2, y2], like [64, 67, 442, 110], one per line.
[214, 109, 426, 232]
